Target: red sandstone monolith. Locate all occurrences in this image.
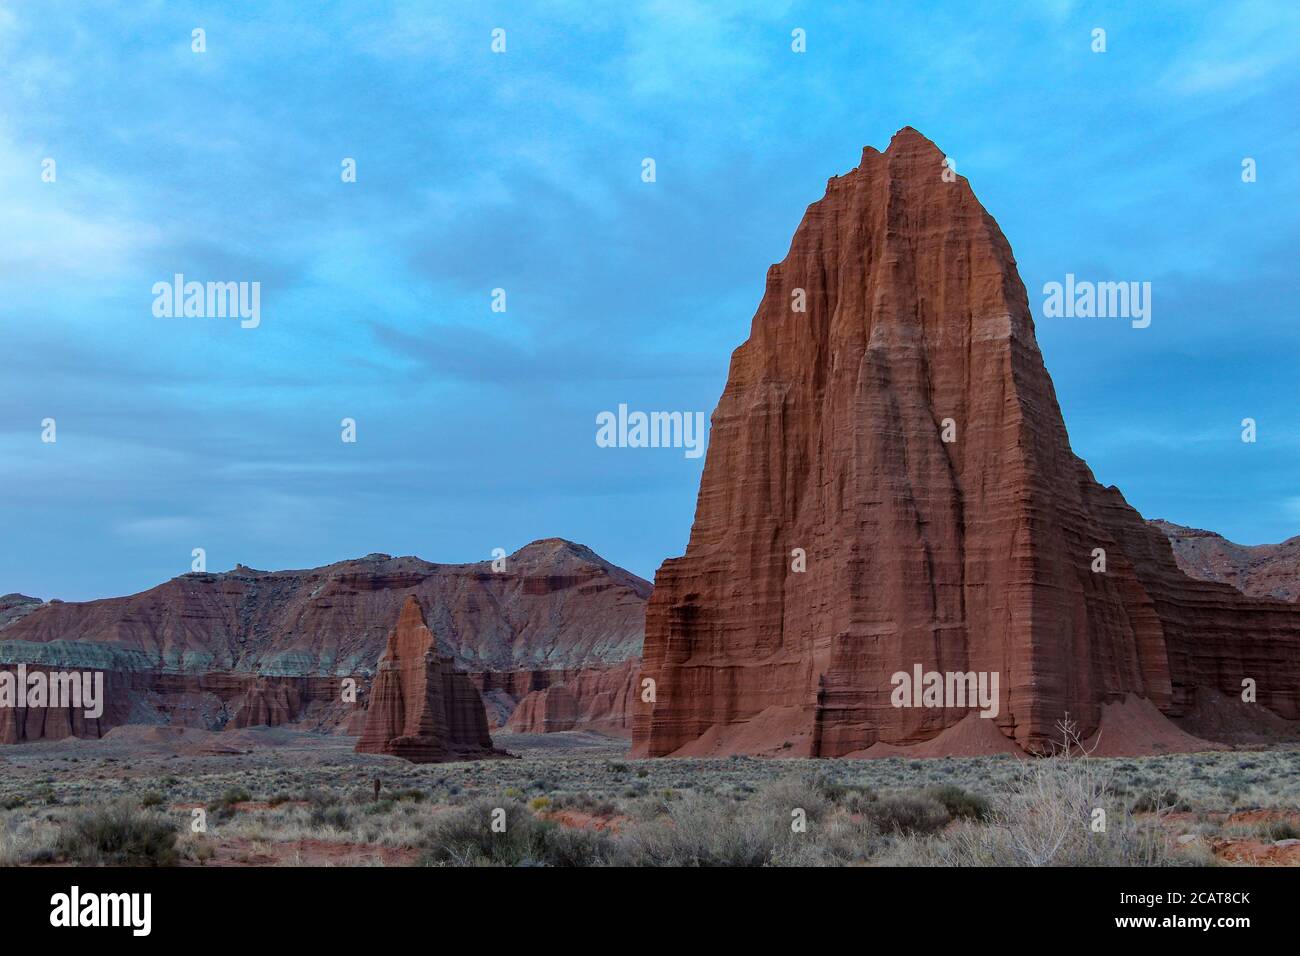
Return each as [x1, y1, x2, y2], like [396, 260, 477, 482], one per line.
[633, 128, 1300, 758]
[355, 596, 496, 762]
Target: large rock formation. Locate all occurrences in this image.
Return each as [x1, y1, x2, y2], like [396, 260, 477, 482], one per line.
[503, 660, 639, 735]
[0, 539, 648, 742]
[1152, 520, 1300, 603]
[355, 597, 497, 762]
[633, 128, 1300, 758]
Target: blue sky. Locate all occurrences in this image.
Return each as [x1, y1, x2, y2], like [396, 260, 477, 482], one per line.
[3, 1, 1298, 600]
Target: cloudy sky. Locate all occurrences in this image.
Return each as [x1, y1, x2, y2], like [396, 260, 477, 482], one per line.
[3, 1, 1298, 600]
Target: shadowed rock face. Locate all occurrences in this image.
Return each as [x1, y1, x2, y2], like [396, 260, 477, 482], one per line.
[633, 128, 1300, 758]
[1152, 520, 1300, 603]
[355, 597, 496, 762]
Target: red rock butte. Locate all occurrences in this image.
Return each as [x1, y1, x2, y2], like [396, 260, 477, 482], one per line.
[355, 596, 498, 762]
[632, 127, 1300, 758]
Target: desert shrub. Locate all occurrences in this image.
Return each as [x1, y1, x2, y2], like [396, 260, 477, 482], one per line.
[550, 791, 619, 816]
[928, 719, 1174, 866]
[178, 836, 215, 864]
[1130, 789, 1182, 813]
[619, 793, 773, 867]
[206, 786, 252, 822]
[863, 794, 950, 835]
[536, 825, 616, 867]
[56, 802, 177, 866]
[818, 783, 878, 814]
[303, 787, 341, 809]
[756, 776, 833, 824]
[926, 784, 990, 822]
[309, 804, 354, 831]
[1265, 820, 1300, 841]
[139, 791, 165, 808]
[0, 816, 59, 866]
[420, 799, 616, 867]
[618, 787, 885, 867]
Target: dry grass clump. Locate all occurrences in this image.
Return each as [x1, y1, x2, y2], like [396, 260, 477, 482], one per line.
[0, 812, 60, 865]
[55, 800, 178, 866]
[420, 798, 618, 867]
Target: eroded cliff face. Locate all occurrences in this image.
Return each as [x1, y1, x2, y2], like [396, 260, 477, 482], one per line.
[633, 128, 1300, 758]
[0, 539, 647, 676]
[0, 539, 648, 742]
[1152, 520, 1300, 603]
[502, 661, 639, 735]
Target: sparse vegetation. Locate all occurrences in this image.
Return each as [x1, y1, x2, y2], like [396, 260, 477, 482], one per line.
[55, 802, 178, 866]
[0, 731, 1295, 866]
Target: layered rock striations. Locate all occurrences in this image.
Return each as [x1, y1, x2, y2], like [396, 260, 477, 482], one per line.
[1152, 520, 1300, 603]
[0, 539, 647, 675]
[355, 597, 497, 762]
[502, 661, 639, 735]
[633, 128, 1300, 758]
[1, 539, 649, 742]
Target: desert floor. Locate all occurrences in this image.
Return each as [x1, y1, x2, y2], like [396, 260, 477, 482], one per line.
[2, 728, 1299, 866]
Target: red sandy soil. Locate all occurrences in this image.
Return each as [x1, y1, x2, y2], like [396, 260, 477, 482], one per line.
[667, 707, 817, 758]
[846, 713, 1024, 759]
[1084, 695, 1226, 757]
[666, 694, 1237, 760]
[1153, 809, 1300, 866]
[1211, 839, 1300, 865]
[538, 809, 628, 832]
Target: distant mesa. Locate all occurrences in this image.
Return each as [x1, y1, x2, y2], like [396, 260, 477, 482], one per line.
[0, 539, 648, 744]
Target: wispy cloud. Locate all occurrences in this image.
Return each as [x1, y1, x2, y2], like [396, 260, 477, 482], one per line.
[3, 1, 1298, 599]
